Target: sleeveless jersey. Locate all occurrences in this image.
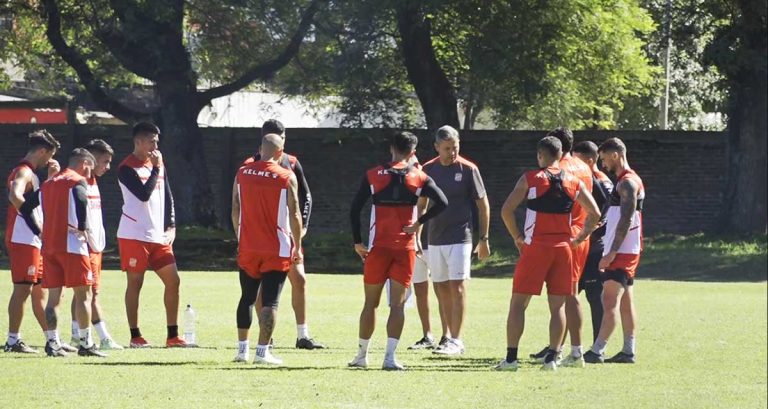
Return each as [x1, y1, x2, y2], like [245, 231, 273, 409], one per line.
[603, 169, 645, 256]
[560, 154, 593, 229]
[86, 177, 106, 253]
[117, 155, 168, 244]
[5, 160, 42, 248]
[523, 168, 582, 246]
[40, 169, 89, 256]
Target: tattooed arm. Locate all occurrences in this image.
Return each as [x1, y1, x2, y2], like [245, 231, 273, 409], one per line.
[599, 178, 639, 270]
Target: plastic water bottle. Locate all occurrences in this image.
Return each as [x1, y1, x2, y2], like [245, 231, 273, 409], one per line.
[183, 304, 197, 345]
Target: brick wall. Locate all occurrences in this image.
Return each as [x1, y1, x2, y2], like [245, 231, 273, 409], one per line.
[0, 125, 726, 244]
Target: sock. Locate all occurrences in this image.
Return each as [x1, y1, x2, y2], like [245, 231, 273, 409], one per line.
[256, 344, 268, 358]
[592, 338, 608, 355]
[71, 321, 79, 339]
[356, 338, 370, 359]
[45, 330, 60, 345]
[384, 337, 399, 362]
[167, 325, 179, 339]
[7, 332, 19, 346]
[622, 334, 636, 355]
[505, 347, 518, 363]
[238, 340, 249, 355]
[571, 345, 583, 358]
[93, 321, 110, 341]
[297, 324, 310, 340]
[130, 327, 142, 339]
[79, 327, 92, 348]
[544, 348, 558, 364]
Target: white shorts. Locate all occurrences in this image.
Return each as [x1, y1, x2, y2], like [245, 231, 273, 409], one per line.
[428, 243, 472, 283]
[412, 250, 430, 284]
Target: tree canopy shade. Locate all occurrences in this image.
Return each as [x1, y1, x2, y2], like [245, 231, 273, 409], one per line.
[0, 0, 325, 225]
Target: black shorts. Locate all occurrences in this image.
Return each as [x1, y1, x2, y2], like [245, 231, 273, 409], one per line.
[578, 250, 604, 293]
[259, 271, 288, 309]
[600, 269, 634, 287]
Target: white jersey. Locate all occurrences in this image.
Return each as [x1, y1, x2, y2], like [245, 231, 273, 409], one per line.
[5, 161, 43, 248]
[602, 169, 645, 256]
[85, 177, 106, 253]
[116, 154, 170, 244]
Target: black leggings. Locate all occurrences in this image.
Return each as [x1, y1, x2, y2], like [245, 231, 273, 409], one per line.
[579, 250, 605, 343]
[236, 269, 287, 329]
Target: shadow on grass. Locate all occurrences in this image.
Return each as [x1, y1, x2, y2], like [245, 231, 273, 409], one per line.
[78, 361, 203, 366]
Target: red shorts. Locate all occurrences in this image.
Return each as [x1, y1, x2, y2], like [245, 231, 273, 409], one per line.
[238, 251, 292, 279]
[90, 252, 102, 291]
[363, 247, 415, 287]
[6, 242, 43, 284]
[513, 243, 573, 296]
[606, 253, 641, 278]
[118, 238, 176, 274]
[570, 230, 590, 281]
[43, 252, 93, 288]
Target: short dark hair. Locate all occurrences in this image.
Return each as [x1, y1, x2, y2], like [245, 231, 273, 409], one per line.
[573, 140, 599, 159]
[546, 127, 574, 153]
[391, 131, 419, 155]
[537, 136, 562, 160]
[28, 130, 60, 151]
[68, 148, 96, 168]
[598, 137, 627, 155]
[84, 139, 114, 156]
[132, 121, 160, 138]
[261, 119, 285, 137]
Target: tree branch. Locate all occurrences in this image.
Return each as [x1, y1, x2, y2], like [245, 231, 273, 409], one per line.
[196, 0, 325, 105]
[41, 0, 149, 123]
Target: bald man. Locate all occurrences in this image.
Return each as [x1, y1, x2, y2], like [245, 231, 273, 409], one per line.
[232, 134, 304, 365]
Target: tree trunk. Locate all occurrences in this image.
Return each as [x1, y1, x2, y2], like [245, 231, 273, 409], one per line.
[154, 80, 217, 226]
[721, 0, 767, 233]
[395, 1, 460, 130]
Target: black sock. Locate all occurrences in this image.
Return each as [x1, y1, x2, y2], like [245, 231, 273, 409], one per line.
[167, 325, 179, 339]
[544, 348, 558, 363]
[506, 347, 518, 363]
[130, 327, 141, 338]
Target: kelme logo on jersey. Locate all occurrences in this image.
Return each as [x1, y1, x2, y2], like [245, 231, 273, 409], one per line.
[242, 169, 280, 179]
[455, 173, 462, 182]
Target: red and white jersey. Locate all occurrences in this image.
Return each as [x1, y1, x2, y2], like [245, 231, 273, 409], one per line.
[236, 160, 294, 257]
[366, 162, 429, 250]
[603, 169, 645, 256]
[40, 169, 89, 256]
[117, 155, 168, 244]
[523, 167, 582, 246]
[560, 154, 593, 230]
[5, 160, 42, 248]
[86, 177, 106, 253]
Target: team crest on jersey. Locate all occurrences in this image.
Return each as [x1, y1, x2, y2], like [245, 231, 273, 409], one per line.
[455, 173, 462, 182]
[129, 258, 137, 268]
[27, 265, 36, 276]
[87, 270, 94, 282]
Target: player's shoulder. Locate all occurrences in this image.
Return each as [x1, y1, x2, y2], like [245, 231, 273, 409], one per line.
[119, 154, 145, 169]
[456, 155, 479, 170]
[422, 156, 440, 169]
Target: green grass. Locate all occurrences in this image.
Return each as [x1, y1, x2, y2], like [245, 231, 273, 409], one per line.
[0, 271, 765, 408]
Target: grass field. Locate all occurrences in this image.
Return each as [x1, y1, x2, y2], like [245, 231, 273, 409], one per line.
[0, 270, 765, 408]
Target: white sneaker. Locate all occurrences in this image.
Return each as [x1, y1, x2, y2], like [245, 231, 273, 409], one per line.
[347, 355, 368, 368]
[541, 360, 558, 371]
[494, 359, 519, 371]
[253, 351, 283, 365]
[559, 354, 585, 368]
[432, 339, 464, 355]
[70, 337, 80, 349]
[233, 352, 249, 363]
[382, 359, 405, 371]
[100, 338, 124, 350]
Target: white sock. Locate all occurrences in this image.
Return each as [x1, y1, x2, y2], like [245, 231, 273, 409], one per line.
[297, 324, 310, 340]
[93, 321, 110, 341]
[256, 344, 268, 358]
[356, 338, 370, 359]
[238, 340, 249, 355]
[384, 337, 399, 362]
[591, 339, 608, 355]
[71, 321, 79, 339]
[7, 332, 19, 346]
[45, 330, 60, 345]
[622, 335, 636, 355]
[79, 327, 92, 348]
[571, 345, 583, 358]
